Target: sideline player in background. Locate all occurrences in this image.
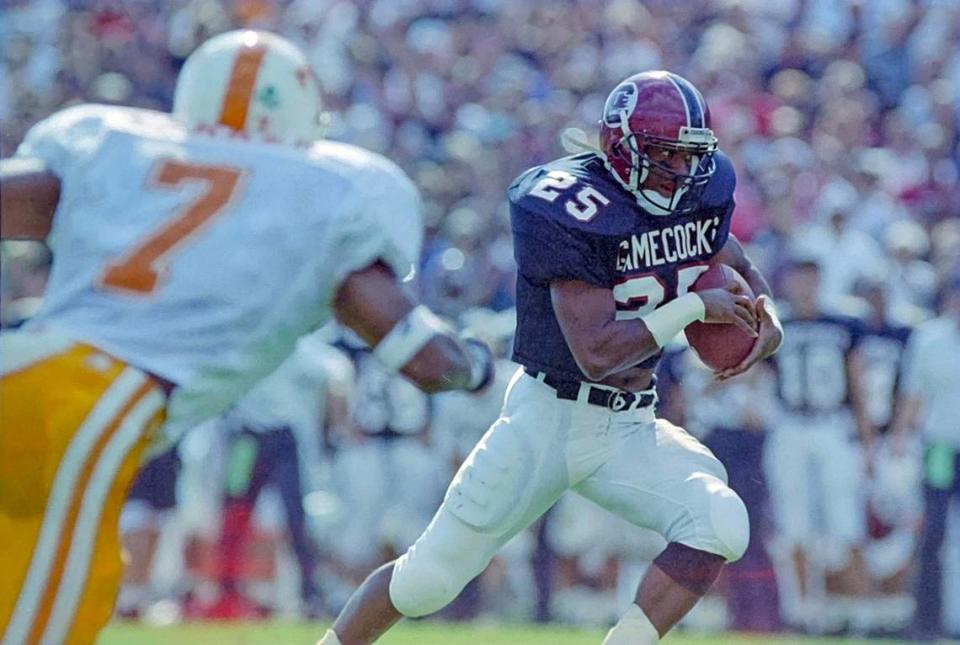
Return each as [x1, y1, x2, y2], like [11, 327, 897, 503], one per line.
[0, 30, 492, 644]
[893, 272, 960, 641]
[326, 328, 446, 586]
[321, 71, 783, 645]
[853, 278, 913, 448]
[852, 278, 919, 632]
[765, 258, 874, 632]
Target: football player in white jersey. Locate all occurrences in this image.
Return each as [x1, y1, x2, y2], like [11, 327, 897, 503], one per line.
[0, 30, 492, 644]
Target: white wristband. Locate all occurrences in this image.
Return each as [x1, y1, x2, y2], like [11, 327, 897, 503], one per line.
[463, 338, 493, 391]
[373, 305, 452, 370]
[641, 292, 706, 347]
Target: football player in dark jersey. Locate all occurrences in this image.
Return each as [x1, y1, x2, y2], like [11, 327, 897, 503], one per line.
[854, 278, 913, 437]
[852, 279, 918, 629]
[765, 258, 875, 631]
[320, 71, 783, 645]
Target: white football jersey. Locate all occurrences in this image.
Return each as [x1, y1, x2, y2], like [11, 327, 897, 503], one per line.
[16, 103, 422, 432]
[229, 330, 354, 434]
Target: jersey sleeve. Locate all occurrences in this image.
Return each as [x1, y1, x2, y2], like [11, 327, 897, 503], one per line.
[15, 104, 110, 176]
[329, 157, 423, 287]
[511, 206, 608, 286]
[509, 169, 609, 287]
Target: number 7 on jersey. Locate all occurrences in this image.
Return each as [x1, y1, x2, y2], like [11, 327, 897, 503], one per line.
[99, 160, 243, 295]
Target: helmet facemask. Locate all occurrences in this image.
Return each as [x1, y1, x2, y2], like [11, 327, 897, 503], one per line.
[611, 122, 718, 216]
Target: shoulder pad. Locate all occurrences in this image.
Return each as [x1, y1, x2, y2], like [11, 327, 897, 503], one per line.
[701, 150, 736, 207]
[509, 153, 600, 194]
[38, 104, 179, 138]
[38, 103, 112, 131]
[20, 104, 109, 148]
[308, 140, 407, 179]
[318, 142, 423, 281]
[18, 104, 183, 172]
[17, 104, 115, 175]
[508, 154, 614, 231]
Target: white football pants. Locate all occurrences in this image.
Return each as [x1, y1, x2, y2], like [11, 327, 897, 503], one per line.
[388, 368, 748, 617]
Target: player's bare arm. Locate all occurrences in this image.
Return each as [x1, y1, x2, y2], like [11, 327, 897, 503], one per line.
[889, 391, 921, 455]
[847, 348, 878, 459]
[333, 260, 492, 394]
[712, 233, 784, 379]
[0, 157, 60, 240]
[551, 277, 756, 384]
[712, 233, 773, 300]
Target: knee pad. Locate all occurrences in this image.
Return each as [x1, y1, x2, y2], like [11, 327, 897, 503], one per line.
[389, 547, 465, 618]
[676, 474, 750, 562]
[706, 481, 750, 562]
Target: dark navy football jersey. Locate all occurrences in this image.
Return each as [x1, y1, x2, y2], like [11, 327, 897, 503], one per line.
[509, 151, 736, 382]
[772, 313, 864, 415]
[857, 323, 912, 431]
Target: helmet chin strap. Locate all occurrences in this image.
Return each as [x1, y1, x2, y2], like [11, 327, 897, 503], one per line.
[640, 185, 689, 215]
[617, 109, 644, 191]
[639, 150, 700, 215]
[640, 189, 672, 214]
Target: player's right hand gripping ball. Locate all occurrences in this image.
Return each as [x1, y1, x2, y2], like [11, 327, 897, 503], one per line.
[685, 264, 757, 371]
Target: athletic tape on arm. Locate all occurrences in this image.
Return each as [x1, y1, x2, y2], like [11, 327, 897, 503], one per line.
[641, 292, 706, 347]
[373, 305, 452, 370]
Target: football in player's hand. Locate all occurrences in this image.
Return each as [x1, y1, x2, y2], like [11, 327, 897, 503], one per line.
[685, 264, 757, 371]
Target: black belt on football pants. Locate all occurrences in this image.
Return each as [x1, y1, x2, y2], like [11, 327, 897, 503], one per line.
[524, 367, 656, 412]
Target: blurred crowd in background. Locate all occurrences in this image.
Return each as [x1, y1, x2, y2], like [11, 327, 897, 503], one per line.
[2, 0, 960, 640]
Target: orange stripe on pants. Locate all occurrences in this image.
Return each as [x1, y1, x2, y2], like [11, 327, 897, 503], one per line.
[1, 341, 165, 645]
[27, 380, 157, 644]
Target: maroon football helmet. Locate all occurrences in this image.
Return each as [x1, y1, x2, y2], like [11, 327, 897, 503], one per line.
[599, 71, 718, 215]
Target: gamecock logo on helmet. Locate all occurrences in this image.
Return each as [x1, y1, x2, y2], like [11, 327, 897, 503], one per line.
[603, 83, 638, 127]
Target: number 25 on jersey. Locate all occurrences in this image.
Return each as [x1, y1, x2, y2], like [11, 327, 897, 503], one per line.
[531, 170, 610, 222]
[99, 160, 243, 295]
[530, 169, 709, 319]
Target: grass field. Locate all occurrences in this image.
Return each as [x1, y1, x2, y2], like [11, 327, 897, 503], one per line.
[99, 621, 914, 645]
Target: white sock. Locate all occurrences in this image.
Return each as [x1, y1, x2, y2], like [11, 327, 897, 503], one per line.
[602, 603, 659, 645]
[317, 629, 342, 645]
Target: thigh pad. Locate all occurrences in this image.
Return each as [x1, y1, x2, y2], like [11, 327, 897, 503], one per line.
[446, 420, 535, 534]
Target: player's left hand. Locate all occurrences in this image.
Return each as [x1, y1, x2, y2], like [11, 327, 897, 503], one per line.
[714, 295, 783, 381]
